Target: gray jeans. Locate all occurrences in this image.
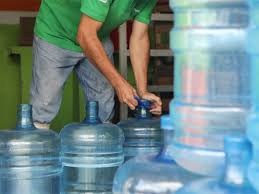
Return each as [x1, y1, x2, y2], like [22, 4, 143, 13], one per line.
[30, 36, 115, 124]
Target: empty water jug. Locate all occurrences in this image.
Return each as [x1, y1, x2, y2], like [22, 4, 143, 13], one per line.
[175, 135, 256, 194]
[169, 0, 250, 176]
[247, 111, 259, 193]
[0, 104, 61, 194]
[118, 99, 162, 161]
[247, 0, 259, 191]
[113, 115, 201, 194]
[60, 101, 124, 193]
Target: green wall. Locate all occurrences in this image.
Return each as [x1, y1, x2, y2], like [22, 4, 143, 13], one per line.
[0, 25, 21, 130]
[0, 24, 85, 131]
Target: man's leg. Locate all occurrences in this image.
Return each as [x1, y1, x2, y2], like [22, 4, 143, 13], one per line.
[30, 36, 83, 129]
[75, 38, 115, 122]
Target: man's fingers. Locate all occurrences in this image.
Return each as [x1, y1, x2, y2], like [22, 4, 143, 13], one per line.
[142, 93, 162, 106]
[150, 109, 162, 115]
[133, 89, 138, 97]
[126, 100, 136, 110]
[124, 95, 138, 110]
[150, 104, 162, 114]
[130, 96, 138, 107]
[149, 94, 162, 105]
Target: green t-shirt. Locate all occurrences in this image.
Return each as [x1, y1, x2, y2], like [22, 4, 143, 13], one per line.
[35, 0, 157, 52]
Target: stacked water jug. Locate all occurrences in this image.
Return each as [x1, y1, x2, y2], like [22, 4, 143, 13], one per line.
[169, 0, 250, 177]
[175, 135, 257, 194]
[247, 0, 259, 192]
[113, 115, 201, 194]
[60, 101, 124, 193]
[118, 99, 163, 161]
[0, 104, 61, 194]
[113, 0, 259, 193]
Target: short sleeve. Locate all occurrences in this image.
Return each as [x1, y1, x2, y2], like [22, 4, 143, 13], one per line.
[81, 0, 112, 22]
[134, 0, 157, 24]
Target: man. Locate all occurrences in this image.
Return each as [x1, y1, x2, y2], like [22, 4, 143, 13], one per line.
[31, 0, 162, 129]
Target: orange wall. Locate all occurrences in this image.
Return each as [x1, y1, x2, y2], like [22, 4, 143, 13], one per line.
[0, 1, 40, 11]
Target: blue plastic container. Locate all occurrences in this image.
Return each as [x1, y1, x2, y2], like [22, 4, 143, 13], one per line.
[175, 135, 256, 194]
[247, 111, 259, 193]
[113, 115, 201, 194]
[118, 99, 162, 161]
[169, 0, 250, 177]
[60, 101, 124, 193]
[247, 0, 259, 191]
[0, 104, 61, 194]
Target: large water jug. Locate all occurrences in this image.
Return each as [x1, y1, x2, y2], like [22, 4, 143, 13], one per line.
[169, 0, 250, 177]
[60, 101, 124, 193]
[0, 104, 61, 194]
[247, 0, 259, 191]
[247, 111, 259, 192]
[113, 115, 201, 194]
[118, 99, 162, 161]
[175, 135, 256, 194]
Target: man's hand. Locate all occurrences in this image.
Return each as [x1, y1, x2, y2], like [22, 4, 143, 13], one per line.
[114, 78, 139, 110]
[139, 91, 162, 115]
[129, 21, 162, 115]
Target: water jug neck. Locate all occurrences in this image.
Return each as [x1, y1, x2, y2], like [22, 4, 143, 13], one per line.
[161, 115, 174, 145]
[157, 115, 174, 161]
[135, 100, 152, 119]
[84, 101, 101, 124]
[156, 129, 174, 162]
[16, 104, 35, 129]
[222, 136, 252, 186]
[135, 107, 152, 119]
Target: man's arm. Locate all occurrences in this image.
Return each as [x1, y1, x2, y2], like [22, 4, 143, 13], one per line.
[77, 15, 138, 110]
[129, 20, 162, 115]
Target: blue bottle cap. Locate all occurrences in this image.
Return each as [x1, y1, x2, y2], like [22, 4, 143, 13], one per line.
[134, 96, 152, 110]
[224, 134, 252, 153]
[161, 115, 174, 130]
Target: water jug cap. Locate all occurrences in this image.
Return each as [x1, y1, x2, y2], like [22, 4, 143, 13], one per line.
[160, 115, 174, 130]
[134, 97, 152, 119]
[224, 134, 252, 153]
[135, 96, 152, 110]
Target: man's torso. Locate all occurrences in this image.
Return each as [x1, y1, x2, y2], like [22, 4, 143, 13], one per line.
[35, 0, 150, 52]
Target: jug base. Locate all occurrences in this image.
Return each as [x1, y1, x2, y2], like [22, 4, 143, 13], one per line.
[169, 142, 225, 177]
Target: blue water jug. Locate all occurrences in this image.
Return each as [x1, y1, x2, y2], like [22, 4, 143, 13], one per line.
[175, 135, 256, 194]
[247, 111, 259, 193]
[247, 0, 259, 191]
[0, 104, 61, 194]
[118, 99, 162, 161]
[169, 0, 250, 177]
[60, 101, 124, 193]
[113, 115, 201, 194]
